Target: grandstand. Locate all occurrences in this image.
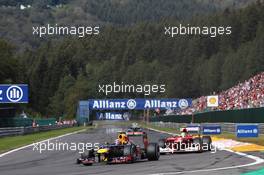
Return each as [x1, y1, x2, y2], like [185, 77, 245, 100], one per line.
[175, 72, 264, 115]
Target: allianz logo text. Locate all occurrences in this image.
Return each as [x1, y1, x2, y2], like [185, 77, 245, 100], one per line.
[91, 99, 189, 110]
[237, 129, 258, 134]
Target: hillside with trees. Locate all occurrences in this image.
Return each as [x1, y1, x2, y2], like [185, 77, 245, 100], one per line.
[0, 1, 263, 118]
[86, 0, 258, 24]
[0, 0, 258, 51]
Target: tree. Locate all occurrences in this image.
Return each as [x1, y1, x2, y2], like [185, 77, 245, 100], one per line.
[0, 40, 19, 83]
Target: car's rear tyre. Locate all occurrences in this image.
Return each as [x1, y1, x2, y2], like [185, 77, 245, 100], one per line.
[147, 143, 160, 161]
[76, 158, 81, 164]
[158, 139, 168, 155]
[193, 137, 203, 153]
[158, 139, 166, 148]
[202, 136, 212, 151]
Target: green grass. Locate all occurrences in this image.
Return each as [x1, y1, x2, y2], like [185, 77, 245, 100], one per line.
[140, 122, 179, 134]
[0, 126, 92, 153]
[241, 168, 264, 175]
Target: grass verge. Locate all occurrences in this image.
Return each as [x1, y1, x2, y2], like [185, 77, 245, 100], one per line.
[140, 122, 179, 134]
[0, 126, 92, 153]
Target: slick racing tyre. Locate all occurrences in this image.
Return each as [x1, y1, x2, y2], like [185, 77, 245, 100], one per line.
[193, 137, 203, 153]
[158, 139, 166, 148]
[158, 139, 166, 155]
[147, 143, 160, 161]
[202, 136, 212, 151]
[76, 159, 81, 164]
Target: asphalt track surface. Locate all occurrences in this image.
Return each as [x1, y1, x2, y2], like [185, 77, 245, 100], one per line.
[0, 122, 264, 175]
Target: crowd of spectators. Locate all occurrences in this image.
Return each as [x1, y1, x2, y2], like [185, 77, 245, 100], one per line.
[172, 72, 264, 115]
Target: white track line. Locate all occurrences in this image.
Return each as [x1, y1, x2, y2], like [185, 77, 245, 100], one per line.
[147, 127, 176, 135]
[0, 129, 86, 158]
[147, 127, 264, 175]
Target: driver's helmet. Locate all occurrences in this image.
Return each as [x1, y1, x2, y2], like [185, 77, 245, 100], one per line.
[181, 128, 188, 137]
[182, 128, 188, 133]
[118, 133, 129, 145]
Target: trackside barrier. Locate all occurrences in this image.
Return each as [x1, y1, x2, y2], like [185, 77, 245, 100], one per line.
[0, 125, 74, 137]
[0, 118, 57, 127]
[150, 107, 264, 123]
[0, 127, 24, 137]
[150, 122, 264, 134]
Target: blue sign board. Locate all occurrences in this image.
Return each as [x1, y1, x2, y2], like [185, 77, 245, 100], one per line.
[236, 124, 259, 138]
[202, 126, 221, 135]
[96, 112, 124, 120]
[0, 84, 28, 103]
[89, 98, 192, 110]
[186, 124, 200, 133]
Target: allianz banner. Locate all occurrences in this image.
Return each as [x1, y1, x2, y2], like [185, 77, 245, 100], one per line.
[89, 98, 192, 110]
[202, 126, 221, 135]
[0, 84, 28, 103]
[186, 124, 200, 134]
[96, 112, 124, 120]
[236, 124, 259, 138]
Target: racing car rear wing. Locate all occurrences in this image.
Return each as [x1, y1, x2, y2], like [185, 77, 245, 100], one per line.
[126, 131, 146, 136]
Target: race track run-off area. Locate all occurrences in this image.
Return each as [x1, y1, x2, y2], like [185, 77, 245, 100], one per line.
[0, 122, 264, 175]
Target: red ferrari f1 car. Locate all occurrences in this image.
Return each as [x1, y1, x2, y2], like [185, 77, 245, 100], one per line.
[77, 131, 160, 165]
[158, 128, 212, 154]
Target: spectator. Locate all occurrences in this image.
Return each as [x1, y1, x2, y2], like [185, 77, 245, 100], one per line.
[174, 72, 264, 115]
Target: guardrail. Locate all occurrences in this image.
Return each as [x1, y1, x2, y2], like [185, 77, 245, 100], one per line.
[0, 125, 74, 137]
[0, 127, 24, 137]
[150, 122, 264, 134]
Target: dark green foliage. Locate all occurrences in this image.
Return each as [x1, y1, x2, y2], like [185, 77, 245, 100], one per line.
[0, 0, 257, 52]
[0, 0, 68, 6]
[85, 0, 257, 25]
[1, 2, 263, 118]
[0, 40, 22, 83]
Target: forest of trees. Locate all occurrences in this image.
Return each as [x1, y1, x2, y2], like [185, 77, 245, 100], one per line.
[0, 0, 69, 6]
[0, 1, 263, 118]
[86, 0, 258, 24]
[0, 0, 257, 52]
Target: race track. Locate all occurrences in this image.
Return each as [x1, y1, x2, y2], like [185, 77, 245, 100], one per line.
[0, 122, 264, 175]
